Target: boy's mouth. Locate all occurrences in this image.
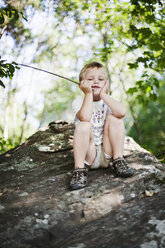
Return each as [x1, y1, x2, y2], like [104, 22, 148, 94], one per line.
[92, 86, 100, 89]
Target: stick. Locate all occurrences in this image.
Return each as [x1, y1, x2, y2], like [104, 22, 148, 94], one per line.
[17, 63, 80, 85]
[0, 25, 7, 39]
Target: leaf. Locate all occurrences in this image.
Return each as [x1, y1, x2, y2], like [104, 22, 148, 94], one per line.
[0, 68, 6, 77]
[20, 11, 28, 21]
[0, 60, 7, 64]
[0, 80, 5, 88]
[135, 80, 143, 87]
[14, 10, 19, 20]
[5, 9, 12, 18]
[128, 62, 139, 69]
[0, 13, 5, 24]
[8, 9, 12, 18]
[9, 64, 15, 74]
[12, 62, 20, 69]
[12, 61, 18, 65]
[144, 190, 154, 197]
[127, 87, 138, 95]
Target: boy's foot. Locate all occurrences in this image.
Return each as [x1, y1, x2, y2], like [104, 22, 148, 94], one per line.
[70, 168, 88, 190]
[112, 157, 135, 178]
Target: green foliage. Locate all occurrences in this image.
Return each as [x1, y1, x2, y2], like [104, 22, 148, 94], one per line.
[126, 74, 160, 105]
[0, 4, 27, 88]
[125, 0, 165, 104]
[0, 60, 19, 88]
[0, 137, 19, 154]
[128, 80, 165, 158]
[0, 4, 27, 25]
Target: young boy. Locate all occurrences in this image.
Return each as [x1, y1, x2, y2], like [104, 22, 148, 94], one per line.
[70, 61, 135, 190]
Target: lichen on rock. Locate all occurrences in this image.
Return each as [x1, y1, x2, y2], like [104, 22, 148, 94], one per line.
[0, 121, 165, 248]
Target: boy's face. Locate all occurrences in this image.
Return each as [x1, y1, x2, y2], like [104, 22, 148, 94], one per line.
[83, 67, 107, 100]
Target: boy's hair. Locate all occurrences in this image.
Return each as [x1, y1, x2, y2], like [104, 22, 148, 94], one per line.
[79, 61, 108, 82]
[79, 61, 110, 94]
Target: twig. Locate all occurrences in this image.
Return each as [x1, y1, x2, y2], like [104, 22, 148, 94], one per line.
[0, 25, 7, 39]
[17, 63, 80, 85]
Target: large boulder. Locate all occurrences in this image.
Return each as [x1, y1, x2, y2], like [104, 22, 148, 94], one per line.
[0, 121, 165, 248]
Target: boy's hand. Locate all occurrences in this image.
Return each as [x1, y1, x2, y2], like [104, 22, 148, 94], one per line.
[100, 80, 109, 98]
[79, 80, 92, 94]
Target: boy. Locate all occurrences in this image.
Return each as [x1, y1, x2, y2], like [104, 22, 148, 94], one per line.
[70, 61, 135, 190]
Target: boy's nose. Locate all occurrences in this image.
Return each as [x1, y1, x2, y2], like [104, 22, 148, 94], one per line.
[93, 78, 99, 84]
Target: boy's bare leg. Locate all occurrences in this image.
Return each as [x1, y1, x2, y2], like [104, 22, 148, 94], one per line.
[103, 114, 125, 159]
[103, 121, 113, 157]
[103, 114, 135, 177]
[73, 122, 96, 169]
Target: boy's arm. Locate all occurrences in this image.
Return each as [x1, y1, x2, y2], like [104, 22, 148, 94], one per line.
[100, 81, 126, 118]
[77, 80, 93, 122]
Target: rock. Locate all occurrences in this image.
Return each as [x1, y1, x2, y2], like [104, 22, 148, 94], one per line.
[83, 192, 123, 221]
[0, 121, 165, 248]
[0, 204, 5, 212]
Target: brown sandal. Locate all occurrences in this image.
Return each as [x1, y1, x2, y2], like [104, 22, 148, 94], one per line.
[70, 168, 88, 190]
[113, 157, 135, 178]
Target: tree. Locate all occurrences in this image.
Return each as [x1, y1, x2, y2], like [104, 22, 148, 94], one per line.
[126, 0, 165, 104]
[0, 0, 164, 156]
[0, 3, 27, 87]
[128, 79, 165, 160]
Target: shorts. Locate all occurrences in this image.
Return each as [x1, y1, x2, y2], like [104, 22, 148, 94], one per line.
[85, 144, 112, 169]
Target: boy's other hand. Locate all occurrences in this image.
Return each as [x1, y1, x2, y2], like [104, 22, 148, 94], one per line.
[79, 80, 92, 94]
[100, 80, 109, 98]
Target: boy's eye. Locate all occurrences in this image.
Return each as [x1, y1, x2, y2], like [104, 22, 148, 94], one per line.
[99, 78, 104, 81]
[88, 78, 93, 81]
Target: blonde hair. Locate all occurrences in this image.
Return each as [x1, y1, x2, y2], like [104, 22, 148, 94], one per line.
[79, 61, 110, 93]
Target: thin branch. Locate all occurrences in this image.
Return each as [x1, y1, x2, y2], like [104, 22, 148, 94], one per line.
[0, 25, 7, 39]
[17, 63, 80, 85]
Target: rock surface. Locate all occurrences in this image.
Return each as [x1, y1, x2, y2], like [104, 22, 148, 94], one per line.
[0, 121, 165, 248]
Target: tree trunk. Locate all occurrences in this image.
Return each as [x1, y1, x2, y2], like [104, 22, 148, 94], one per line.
[118, 67, 142, 144]
[19, 101, 28, 144]
[102, 32, 112, 94]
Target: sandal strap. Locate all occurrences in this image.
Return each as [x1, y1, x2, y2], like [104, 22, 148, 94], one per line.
[113, 157, 129, 169]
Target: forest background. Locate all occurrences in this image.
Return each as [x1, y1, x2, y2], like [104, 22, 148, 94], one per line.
[0, 0, 165, 162]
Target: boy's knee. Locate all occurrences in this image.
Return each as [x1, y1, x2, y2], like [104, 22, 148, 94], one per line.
[106, 115, 124, 126]
[75, 121, 92, 134]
